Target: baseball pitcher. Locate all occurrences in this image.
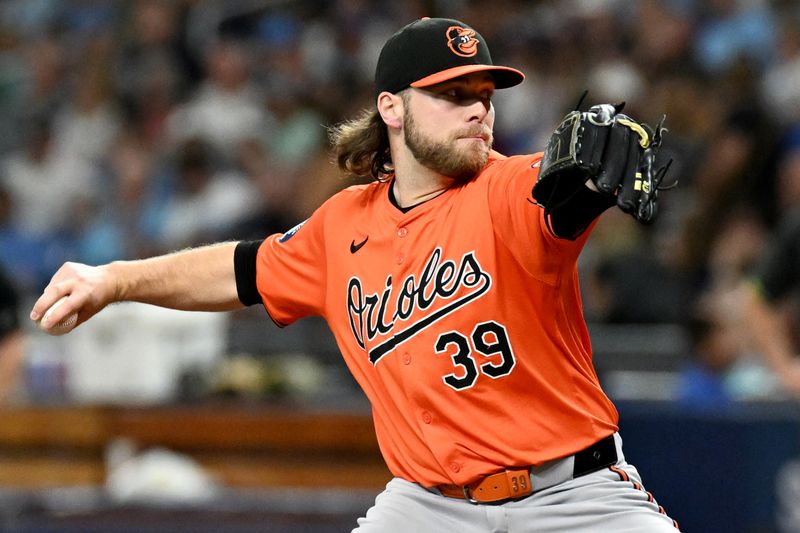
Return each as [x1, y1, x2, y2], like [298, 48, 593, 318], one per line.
[32, 17, 679, 532]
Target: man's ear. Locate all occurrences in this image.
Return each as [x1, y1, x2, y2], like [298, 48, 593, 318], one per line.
[377, 91, 403, 130]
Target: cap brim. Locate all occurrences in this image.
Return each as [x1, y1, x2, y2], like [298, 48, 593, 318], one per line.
[410, 64, 525, 90]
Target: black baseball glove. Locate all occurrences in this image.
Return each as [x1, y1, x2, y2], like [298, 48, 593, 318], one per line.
[533, 103, 672, 227]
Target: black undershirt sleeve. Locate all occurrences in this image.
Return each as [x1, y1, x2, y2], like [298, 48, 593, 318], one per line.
[543, 185, 616, 240]
[234, 239, 264, 307]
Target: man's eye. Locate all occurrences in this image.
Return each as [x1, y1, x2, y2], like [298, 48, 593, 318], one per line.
[437, 88, 492, 103]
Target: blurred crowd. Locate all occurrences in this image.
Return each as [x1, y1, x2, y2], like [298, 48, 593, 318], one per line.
[1, 0, 800, 405]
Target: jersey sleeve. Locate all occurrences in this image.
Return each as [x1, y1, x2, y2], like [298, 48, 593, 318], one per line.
[254, 205, 329, 326]
[486, 153, 595, 269]
[753, 212, 800, 302]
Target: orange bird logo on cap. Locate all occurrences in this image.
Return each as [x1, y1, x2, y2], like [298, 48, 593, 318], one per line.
[446, 26, 479, 57]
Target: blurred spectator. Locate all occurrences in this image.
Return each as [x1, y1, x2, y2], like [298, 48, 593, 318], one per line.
[0, 35, 67, 154]
[743, 207, 800, 397]
[676, 306, 740, 410]
[263, 89, 327, 170]
[705, 204, 769, 293]
[632, 0, 694, 77]
[693, 0, 777, 74]
[51, 34, 122, 166]
[0, 116, 92, 292]
[761, 16, 800, 125]
[226, 138, 300, 241]
[0, 186, 52, 292]
[676, 300, 777, 411]
[74, 134, 167, 264]
[740, 137, 800, 398]
[675, 199, 780, 404]
[115, 1, 195, 150]
[166, 38, 271, 158]
[1, 116, 97, 237]
[673, 106, 775, 285]
[155, 137, 260, 251]
[581, 209, 690, 324]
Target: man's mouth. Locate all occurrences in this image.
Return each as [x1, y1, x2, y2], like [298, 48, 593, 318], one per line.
[459, 129, 491, 143]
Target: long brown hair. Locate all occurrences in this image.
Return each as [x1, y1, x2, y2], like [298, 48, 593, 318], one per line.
[328, 108, 392, 181]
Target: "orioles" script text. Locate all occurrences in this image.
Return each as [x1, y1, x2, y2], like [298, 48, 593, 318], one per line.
[346, 248, 492, 363]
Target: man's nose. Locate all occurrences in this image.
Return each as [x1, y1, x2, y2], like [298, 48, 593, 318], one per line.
[467, 98, 491, 121]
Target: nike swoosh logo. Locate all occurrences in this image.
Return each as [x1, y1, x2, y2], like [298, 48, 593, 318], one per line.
[350, 236, 369, 254]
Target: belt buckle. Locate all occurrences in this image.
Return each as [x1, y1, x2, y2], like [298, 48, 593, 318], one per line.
[462, 486, 480, 504]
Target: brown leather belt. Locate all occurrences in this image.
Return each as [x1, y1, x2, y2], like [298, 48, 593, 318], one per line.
[436, 434, 618, 504]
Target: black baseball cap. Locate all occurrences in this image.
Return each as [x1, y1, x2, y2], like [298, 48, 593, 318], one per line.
[374, 17, 525, 98]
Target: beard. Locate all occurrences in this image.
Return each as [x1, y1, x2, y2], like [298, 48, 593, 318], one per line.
[403, 110, 493, 181]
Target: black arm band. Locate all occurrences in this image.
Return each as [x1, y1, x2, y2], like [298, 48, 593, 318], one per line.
[0, 269, 19, 339]
[543, 185, 615, 240]
[234, 239, 264, 307]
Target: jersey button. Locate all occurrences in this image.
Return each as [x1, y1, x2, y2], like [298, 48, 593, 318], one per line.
[421, 411, 432, 424]
[396, 253, 405, 265]
[397, 227, 408, 238]
[449, 462, 461, 473]
[402, 353, 411, 365]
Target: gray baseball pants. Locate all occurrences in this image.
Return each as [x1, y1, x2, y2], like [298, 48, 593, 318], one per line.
[353, 434, 679, 532]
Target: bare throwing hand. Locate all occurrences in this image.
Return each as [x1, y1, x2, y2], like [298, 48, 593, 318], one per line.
[29, 262, 119, 334]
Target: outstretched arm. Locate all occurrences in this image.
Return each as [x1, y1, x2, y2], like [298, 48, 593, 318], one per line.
[742, 213, 800, 396]
[30, 242, 245, 334]
[744, 283, 800, 396]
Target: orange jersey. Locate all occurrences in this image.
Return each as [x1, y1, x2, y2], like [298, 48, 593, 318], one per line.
[255, 151, 618, 487]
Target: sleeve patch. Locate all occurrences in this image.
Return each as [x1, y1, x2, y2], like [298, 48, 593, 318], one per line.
[278, 220, 308, 243]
